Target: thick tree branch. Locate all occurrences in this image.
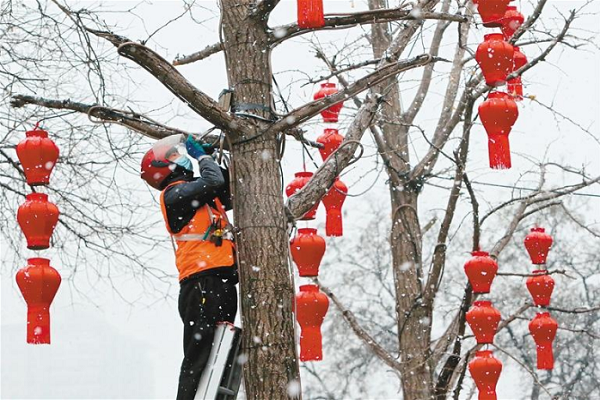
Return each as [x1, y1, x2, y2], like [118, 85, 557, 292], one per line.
[172, 42, 223, 66]
[317, 281, 403, 372]
[268, 54, 437, 135]
[10, 95, 186, 140]
[271, 9, 466, 44]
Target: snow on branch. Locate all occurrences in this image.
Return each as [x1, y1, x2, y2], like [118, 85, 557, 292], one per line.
[270, 8, 467, 45]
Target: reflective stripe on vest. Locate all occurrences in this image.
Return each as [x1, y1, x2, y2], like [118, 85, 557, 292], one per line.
[160, 181, 235, 281]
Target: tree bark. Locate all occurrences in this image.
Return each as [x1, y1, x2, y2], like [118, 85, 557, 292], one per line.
[220, 1, 300, 398]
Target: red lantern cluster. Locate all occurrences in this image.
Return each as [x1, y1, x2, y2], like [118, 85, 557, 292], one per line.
[297, 0, 324, 29]
[15, 125, 61, 344]
[523, 227, 557, 369]
[287, 84, 349, 363]
[464, 251, 503, 398]
[474, 3, 529, 170]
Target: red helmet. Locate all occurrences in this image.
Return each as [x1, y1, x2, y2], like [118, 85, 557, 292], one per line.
[140, 135, 184, 190]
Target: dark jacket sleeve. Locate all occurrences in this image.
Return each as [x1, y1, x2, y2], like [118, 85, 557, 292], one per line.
[163, 157, 225, 233]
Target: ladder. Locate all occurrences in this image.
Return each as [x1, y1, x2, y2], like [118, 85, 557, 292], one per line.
[195, 322, 243, 400]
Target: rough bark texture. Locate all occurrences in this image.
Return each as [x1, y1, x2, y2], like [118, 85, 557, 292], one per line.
[220, 1, 300, 398]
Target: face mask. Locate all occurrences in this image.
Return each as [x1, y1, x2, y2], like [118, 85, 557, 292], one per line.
[174, 155, 193, 172]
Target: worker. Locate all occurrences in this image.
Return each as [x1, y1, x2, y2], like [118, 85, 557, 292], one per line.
[140, 135, 238, 400]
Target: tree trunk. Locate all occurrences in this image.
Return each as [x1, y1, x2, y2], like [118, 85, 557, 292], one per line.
[220, 1, 300, 398]
[391, 189, 434, 399]
[368, 0, 434, 397]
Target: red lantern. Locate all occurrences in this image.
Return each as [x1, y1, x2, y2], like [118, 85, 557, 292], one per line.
[16, 127, 60, 186]
[466, 301, 501, 344]
[508, 47, 527, 100]
[313, 83, 344, 123]
[469, 350, 503, 400]
[295, 284, 329, 361]
[317, 128, 344, 161]
[524, 227, 553, 265]
[17, 193, 60, 250]
[477, 0, 511, 27]
[290, 228, 326, 277]
[476, 33, 514, 87]
[286, 172, 319, 220]
[297, 0, 324, 29]
[501, 6, 524, 39]
[322, 178, 347, 237]
[464, 251, 498, 294]
[526, 270, 555, 307]
[479, 91, 519, 169]
[529, 312, 558, 370]
[16, 258, 61, 344]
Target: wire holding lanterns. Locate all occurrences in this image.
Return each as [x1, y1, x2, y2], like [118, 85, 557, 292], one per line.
[14, 124, 61, 345]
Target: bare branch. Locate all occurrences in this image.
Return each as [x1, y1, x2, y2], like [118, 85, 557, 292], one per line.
[270, 9, 466, 44]
[172, 42, 223, 66]
[317, 280, 403, 372]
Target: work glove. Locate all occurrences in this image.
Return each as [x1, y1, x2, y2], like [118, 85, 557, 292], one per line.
[185, 135, 214, 159]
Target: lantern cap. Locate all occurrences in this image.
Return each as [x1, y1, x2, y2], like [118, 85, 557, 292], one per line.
[471, 250, 490, 257]
[531, 227, 546, 233]
[297, 228, 318, 235]
[295, 171, 314, 178]
[27, 257, 51, 266]
[321, 82, 336, 88]
[25, 128, 49, 138]
[483, 33, 505, 41]
[475, 350, 494, 358]
[536, 311, 551, 318]
[323, 128, 339, 135]
[488, 91, 510, 99]
[531, 269, 548, 275]
[473, 300, 493, 307]
[299, 284, 319, 292]
[26, 192, 49, 202]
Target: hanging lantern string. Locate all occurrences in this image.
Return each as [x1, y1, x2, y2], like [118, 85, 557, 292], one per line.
[31, 111, 78, 130]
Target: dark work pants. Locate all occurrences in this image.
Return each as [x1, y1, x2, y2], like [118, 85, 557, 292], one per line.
[177, 274, 237, 400]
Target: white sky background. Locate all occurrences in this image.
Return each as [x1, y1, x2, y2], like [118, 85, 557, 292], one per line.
[1, 0, 599, 399]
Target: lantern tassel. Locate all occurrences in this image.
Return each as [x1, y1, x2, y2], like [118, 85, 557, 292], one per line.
[325, 209, 343, 237]
[27, 305, 51, 344]
[487, 134, 512, 169]
[300, 326, 323, 361]
[535, 343, 554, 370]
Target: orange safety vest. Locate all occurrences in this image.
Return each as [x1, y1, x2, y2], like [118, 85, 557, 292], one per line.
[160, 181, 235, 282]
